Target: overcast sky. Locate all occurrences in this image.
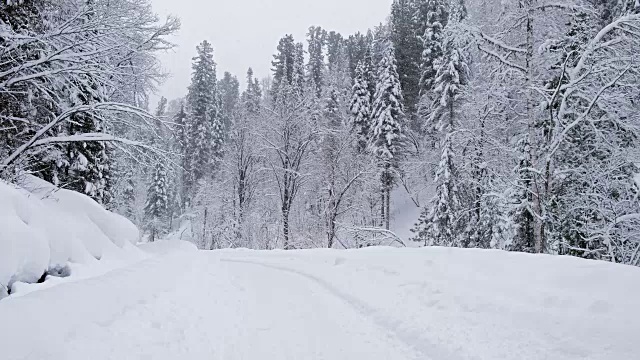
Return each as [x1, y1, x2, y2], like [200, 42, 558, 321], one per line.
[150, 0, 392, 103]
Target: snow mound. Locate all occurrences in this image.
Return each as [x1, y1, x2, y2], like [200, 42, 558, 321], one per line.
[0, 175, 141, 292]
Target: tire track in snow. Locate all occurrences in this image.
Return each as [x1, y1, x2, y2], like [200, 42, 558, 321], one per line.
[221, 258, 462, 360]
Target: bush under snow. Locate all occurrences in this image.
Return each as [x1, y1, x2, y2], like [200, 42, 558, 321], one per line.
[0, 175, 141, 294]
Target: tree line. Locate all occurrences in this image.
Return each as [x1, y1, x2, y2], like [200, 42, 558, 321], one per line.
[2, 0, 640, 266]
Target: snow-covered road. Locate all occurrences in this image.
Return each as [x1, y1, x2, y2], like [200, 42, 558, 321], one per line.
[2, 246, 639, 360]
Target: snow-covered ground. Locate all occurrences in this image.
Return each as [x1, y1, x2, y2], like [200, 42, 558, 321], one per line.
[1, 245, 638, 360]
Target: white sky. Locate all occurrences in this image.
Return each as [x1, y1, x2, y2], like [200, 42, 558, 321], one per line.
[150, 0, 392, 103]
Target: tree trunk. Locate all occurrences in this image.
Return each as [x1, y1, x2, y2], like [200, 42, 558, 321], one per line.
[524, 0, 545, 253]
[327, 214, 336, 248]
[203, 207, 208, 249]
[385, 186, 391, 230]
[283, 208, 290, 250]
[381, 186, 386, 228]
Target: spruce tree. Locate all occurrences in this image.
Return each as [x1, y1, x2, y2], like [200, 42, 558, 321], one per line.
[293, 42, 306, 93]
[390, 0, 422, 116]
[429, 44, 469, 132]
[509, 134, 536, 252]
[271, 35, 297, 99]
[61, 82, 112, 206]
[218, 71, 240, 136]
[345, 31, 374, 80]
[241, 68, 262, 114]
[371, 41, 406, 230]
[412, 132, 462, 246]
[144, 163, 168, 242]
[417, 0, 448, 98]
[307, 26, 326, 97]
[184, 40, 221, 201]
[326, 31, 345, 70]
[349, 61, 372, 152]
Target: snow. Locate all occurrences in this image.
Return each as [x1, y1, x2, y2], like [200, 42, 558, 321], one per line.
[1, 246, 638, 359]
[0, 175, 141, 293]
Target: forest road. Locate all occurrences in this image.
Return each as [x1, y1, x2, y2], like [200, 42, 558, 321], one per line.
[0, 251, 424, 360]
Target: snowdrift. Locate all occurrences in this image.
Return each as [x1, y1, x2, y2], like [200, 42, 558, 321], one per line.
[0, 175, 141, 294]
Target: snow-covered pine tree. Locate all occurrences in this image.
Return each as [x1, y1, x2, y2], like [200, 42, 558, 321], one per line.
[241, 68, 262, 114]
[390, 0, 422, 116]
[345, 31, 374, 81]
[271, 35, 300, 101]
[61, 81, 113, 206]
[293, 42, 306, 94]
[508, 134, 536, 252]
[428, 39, 469, 132]
[349, 61, 372, 152]
[144, 162, 168, 242]
[307, 26, 326, 97]
[414, 3, 470, 247]
[371, 41, 406, 230]
[183, 40, 222, 201]
[411, 132, 461, 246]
[218, 71, 240, 137]
[417, 0, 448, 100]
[326, 31, 345, 71]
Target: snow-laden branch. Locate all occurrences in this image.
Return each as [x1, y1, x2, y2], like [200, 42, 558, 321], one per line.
[1, 103, 156, 171]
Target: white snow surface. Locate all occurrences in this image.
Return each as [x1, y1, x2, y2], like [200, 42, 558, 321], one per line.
[1, 246, 638, 360]
[0, 175, 142, 292]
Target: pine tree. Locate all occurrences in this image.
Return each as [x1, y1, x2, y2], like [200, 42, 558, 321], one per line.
[293, 42, 306, 93]
[411, 132, 462, 246]
[509, 134, 536, 252]
[326, 31, 344, 70]
[371, 41, 406, 230]
[184, 40, 222, 201]
[241, 68, 262, 114]
[429, 44, 469, 132]
[349, 61, 372, 152]
[218, 71, 240, 136]
[271, 35, 297, 100]
[417, 0, 448, 98]
[390, 0, 422, 116]
[307, 26, 326, 97]
[61, 82, 112, 206]
[144, 163, 168, 242]
[345, 31, 374, 80]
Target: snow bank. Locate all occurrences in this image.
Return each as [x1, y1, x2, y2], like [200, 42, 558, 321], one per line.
[0, 175, 141, 293]
[217, 247, 640, 360]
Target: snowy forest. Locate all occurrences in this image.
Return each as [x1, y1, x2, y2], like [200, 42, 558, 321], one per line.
[2, 0, 640, 266]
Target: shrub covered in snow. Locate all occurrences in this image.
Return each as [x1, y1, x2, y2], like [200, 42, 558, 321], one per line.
[0, 176, 140, 292]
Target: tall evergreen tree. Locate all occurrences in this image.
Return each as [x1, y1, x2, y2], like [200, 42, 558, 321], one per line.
[349, 61, 372, 152]
[326, 31, 345, 70]
[371, 41, 406, 230]
[241, 68, 262, 114]
[390, 0, 422, 116]
[509, 134, 536, 252]
[345, 31, 374, 80]
[144, 162, 168, 243]
[307, 26, 326, 97]
[271, 35, 297, 99]
[293, 42, 306, 93]
[429, 43, 469, 132]
[417, 0, 448, 98]
[184, 40, 221, 201]
[218, 71, 240, 135]
[60, 80, 112, 206]
[412, 132, 462, 246]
